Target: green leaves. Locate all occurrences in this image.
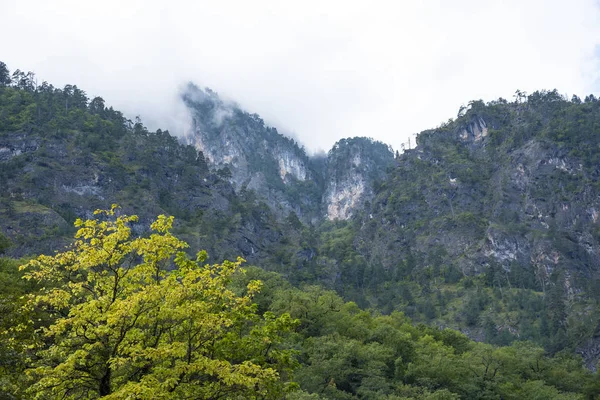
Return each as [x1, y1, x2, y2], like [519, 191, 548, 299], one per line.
[15, 208, 298, 399]
[1, 209, 597, 399]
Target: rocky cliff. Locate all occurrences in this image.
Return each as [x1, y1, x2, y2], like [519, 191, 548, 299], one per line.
[360, 95, 600, 289]
[182, 83, 394, 222]
[324, 137, 394, 220]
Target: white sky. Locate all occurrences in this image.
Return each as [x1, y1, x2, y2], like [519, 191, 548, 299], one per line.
[2, 0, 600, 153]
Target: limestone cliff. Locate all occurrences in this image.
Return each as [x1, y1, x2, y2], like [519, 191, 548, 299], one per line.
[324, 138, 394, 220]
[182, 84, 394, 222]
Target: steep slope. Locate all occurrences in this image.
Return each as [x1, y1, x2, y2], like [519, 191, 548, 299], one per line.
[182, 83, 323, 222]
[182, 83, 394, 222]
[362, 93, 600, 286]
[345, 92, 600, 356]
[0, 77, 298, 265]
[324, 137, 394, 220]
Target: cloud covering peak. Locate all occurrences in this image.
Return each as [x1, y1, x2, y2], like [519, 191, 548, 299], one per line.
[2, 0, 600, 152]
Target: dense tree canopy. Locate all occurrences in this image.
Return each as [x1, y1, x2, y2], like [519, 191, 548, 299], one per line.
[12, 206, 297, 399]
[1, 209, 600, 399]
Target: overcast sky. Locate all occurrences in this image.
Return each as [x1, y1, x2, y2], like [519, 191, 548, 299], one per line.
[3, 0, 600, 153]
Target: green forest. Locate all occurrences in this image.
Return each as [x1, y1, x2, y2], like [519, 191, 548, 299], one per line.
[3, 61, 600, 399]
[2, 209, 599, 399]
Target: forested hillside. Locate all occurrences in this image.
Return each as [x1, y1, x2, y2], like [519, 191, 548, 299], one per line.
[349, 92, 600, 358]
[0, 62, 306, 267]
[4, 61, 600, 398]
[2, 210, 599, 399]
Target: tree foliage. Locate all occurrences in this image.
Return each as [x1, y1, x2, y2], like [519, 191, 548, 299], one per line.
[15, 206, 297, 399]
[1, 212, 598, 399]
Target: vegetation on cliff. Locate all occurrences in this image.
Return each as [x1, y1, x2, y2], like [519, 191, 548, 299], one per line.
[5, 61, 600, 398]
[1, 209, 599, 399]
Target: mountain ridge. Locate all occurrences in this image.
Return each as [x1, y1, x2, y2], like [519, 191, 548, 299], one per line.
[4, 63, 600, 367]
[181, 82, 395, 222]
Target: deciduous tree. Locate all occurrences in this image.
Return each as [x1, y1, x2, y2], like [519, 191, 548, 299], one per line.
[18, 206, 298, 399]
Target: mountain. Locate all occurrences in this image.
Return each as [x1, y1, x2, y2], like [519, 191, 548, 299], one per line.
[5, 64, 600, 366]
[0, 74, 394, 277]
[182, 83, 394, 222]
[0, 77, 303, 266]
[362, 92, 600, 289]
[350, 92, 600, 360]
[360, 96, 600, 279]
[324, 137, 394, 220]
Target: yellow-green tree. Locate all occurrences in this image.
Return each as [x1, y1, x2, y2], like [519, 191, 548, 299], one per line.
[18, 206, 298, 399]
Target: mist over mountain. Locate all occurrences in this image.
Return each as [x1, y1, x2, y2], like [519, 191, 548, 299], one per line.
[5, 1, 600, 397]
[4, 1, 600, 155]
[7, 61, 600, 398]
[180, 82, 395, 222]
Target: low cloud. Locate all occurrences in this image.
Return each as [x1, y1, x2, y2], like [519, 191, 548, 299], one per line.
[2, 0, 600, 153]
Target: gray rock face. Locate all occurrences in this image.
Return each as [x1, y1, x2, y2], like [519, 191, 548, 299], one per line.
[182, 84, 394, 222]
[0, 134, 39, 162]
[364, 123, 600, 284]
[323, 138, 394, 220]
[182, 84, 318, 220]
